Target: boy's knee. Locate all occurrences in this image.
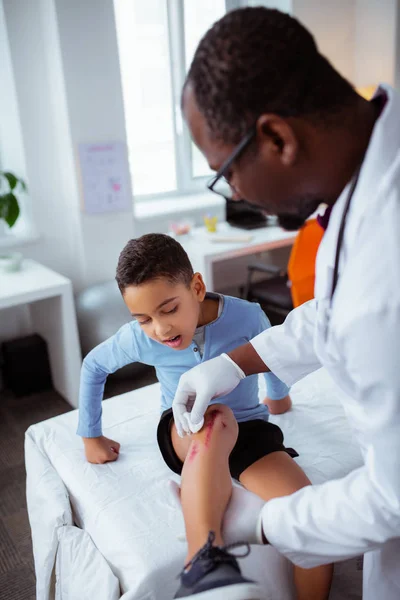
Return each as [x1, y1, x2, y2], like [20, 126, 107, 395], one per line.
[204, 404, 238, 438]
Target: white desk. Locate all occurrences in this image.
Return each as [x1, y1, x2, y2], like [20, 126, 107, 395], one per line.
[178, 222, 296, 290]
[0, 260, 81, 407]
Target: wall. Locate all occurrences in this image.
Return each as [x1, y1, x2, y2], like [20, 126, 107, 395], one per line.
[1, 0, 82, 353]
[54, 0, 135, 286]
[354, 0, 398, 86]
[0, 0, 34, 242]
[397, 0, 400, 88]
[293, 0, 399, 88]
[293, 0, 356, 81]
[0, 1, 26, 185]
[1, 0, 134, 291]
[3, 0, 85, 284]
[0, 0, 135, 358]
[249, 0, 292, 12]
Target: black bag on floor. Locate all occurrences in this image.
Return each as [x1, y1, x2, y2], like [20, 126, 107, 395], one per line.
[1, 334, 53, 396]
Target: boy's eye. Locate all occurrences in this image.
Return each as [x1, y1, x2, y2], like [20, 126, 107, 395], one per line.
[137, 318, 151, 325]
[135, 305, 178, 325]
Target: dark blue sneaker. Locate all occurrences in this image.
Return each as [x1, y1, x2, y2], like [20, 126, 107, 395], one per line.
[174, 532, 262, 599]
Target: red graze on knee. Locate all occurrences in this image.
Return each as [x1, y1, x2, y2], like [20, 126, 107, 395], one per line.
[205, 410, 220, 447]
[188, 442, 199, 463]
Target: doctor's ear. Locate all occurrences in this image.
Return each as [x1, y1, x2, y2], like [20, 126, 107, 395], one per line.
[256, 114, 299, 167]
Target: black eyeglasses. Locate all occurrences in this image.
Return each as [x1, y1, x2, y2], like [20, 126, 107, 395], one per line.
[207, 126, 257, 200]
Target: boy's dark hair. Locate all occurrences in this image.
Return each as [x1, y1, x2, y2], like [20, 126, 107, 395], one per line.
[185, 7, 356, 143]
[116, 233, 194, 293]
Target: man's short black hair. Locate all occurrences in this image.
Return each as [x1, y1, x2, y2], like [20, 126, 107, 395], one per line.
[185, 7, 356, 143]
[116, 233, 194, 293]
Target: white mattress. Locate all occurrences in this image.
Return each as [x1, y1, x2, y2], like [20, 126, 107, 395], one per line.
[26, 368, 364, 600]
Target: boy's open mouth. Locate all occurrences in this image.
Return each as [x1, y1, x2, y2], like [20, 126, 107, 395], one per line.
[163, 335, 182, 348]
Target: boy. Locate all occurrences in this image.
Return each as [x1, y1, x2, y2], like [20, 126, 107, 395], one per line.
[78, 233, 332, 600]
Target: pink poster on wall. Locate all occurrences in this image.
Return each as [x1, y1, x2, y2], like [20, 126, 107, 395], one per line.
[78, 142, 132, 214]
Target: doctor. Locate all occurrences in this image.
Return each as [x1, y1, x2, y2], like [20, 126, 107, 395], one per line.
[173, 6, 400, 599]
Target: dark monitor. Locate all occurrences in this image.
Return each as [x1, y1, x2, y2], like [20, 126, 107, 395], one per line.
[226, 198, 268, 230]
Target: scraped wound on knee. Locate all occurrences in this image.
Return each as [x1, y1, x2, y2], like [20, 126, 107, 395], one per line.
[205, 410, 221, 448]
[188, 442, 199, 463]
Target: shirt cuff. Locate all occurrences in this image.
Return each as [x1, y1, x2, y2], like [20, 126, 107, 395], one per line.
[266, 391, 291, 401]
[251, 332, 297, 387]
[260, 497, 325, 569]
[76, 425, 102, 438]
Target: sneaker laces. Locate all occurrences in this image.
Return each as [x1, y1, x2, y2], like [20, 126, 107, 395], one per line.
[183, 531, 251, 573]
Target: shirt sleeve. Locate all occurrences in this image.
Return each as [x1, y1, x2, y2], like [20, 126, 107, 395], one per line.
[76, 323, 141, 437]
[254, 306, 290, 400]
[260, 306, 400, 567]
[251, 300, 321, 387]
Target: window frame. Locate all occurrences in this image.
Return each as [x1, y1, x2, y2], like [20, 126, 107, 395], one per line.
[132, 0, 244, 202]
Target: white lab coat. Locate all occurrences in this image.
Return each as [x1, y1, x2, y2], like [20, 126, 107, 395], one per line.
[251, 84, 400, 600]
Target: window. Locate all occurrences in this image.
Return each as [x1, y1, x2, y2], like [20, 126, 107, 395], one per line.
[0, 0, 34, 243]
[114, 0, 241, 199]
[114, 0, 290, 200]
[183, 0, 227, 179]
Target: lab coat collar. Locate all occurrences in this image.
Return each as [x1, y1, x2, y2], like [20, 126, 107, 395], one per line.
[317, 85, 397, 234]
[354, 85, 400, 213]
[327, 84, 400, 246]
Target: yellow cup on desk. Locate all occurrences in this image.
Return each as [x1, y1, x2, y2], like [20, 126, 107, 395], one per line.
[204, 215, 218, 233]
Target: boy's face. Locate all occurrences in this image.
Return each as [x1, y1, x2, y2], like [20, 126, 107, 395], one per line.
[123, 274, 206, 350]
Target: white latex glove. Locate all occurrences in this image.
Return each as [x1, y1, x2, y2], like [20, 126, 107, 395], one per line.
[172, 353, 245, 437]
[168, 480, 265, 545]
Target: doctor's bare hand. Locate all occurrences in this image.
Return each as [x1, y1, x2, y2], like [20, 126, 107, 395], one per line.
[83, 436, 121, 464]
[172, 353, 245, 437]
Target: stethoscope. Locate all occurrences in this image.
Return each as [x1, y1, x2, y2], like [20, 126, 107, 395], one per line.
[329, 94, 382, 303]
[329, 166, 361, 304]
[320, 165, 362, 345]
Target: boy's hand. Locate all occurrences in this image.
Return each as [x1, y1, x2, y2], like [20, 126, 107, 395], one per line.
[83, 436, 121, 464]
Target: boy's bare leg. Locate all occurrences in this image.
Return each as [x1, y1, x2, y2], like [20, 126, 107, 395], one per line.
[171, 403, 238, 563]
[240, 452, 333, 600]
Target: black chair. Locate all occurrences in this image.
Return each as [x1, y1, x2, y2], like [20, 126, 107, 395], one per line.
[243, 219, 324, 325]
[243, 262, 293, 326]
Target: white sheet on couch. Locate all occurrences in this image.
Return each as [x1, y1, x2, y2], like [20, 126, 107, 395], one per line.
[26, 368, 364, 600]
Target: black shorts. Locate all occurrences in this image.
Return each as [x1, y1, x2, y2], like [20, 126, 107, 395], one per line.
[157, 408, 299, 481]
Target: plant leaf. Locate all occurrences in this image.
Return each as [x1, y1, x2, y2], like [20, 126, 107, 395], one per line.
[0, 196, 6, 219]
[1, 192, 20, 227]
[3, 172, 18, 190]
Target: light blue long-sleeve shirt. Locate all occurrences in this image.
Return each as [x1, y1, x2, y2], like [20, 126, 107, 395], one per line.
[77, 294, 290, 437]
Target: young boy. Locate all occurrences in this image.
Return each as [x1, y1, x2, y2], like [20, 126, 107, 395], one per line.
[77, 233, 332, 600]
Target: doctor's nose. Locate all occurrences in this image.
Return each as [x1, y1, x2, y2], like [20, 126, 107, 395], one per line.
[231, 190, 243, 202]
[229, 180, 243, 202]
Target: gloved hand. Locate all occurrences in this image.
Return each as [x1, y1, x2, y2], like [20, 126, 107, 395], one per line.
[168, 480, 265, 545]
[172, 353, 245, 437]
[222, 482, 266, 545]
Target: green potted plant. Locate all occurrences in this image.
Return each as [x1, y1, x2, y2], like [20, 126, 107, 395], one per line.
[0, 170, 27, 272]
